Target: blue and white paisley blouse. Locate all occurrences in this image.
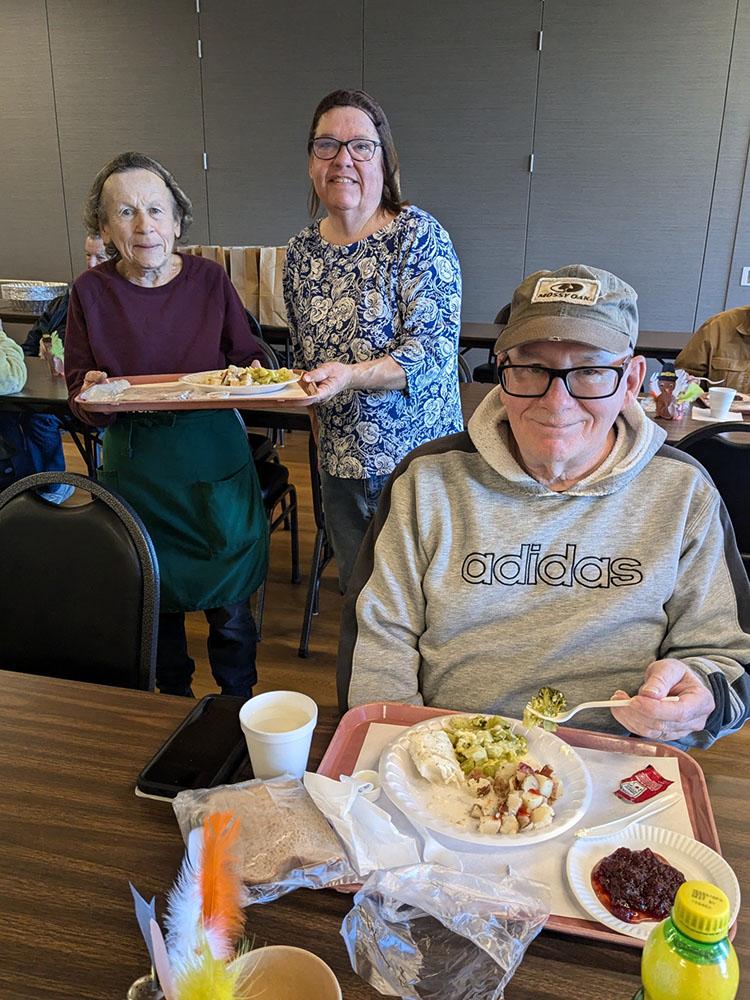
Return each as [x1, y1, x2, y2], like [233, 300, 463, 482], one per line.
[283, 205, 463, 479]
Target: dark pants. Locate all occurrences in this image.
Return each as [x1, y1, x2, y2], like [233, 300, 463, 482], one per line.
[156, 601, 258, 697]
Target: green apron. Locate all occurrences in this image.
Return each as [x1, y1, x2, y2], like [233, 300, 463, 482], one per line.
[98, 410, 268, 613]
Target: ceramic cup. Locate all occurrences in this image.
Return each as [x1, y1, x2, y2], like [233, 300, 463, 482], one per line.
[229, 945, 342, 999]
[708, 386, 736, 419]
[239, 690, 318, 779]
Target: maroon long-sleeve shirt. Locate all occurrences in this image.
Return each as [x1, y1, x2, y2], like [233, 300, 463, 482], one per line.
[65, 254, 262, 425]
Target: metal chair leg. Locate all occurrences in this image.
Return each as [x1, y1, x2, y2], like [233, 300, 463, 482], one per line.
[299, 528, 325, 657]
[254, 580, 266, 642]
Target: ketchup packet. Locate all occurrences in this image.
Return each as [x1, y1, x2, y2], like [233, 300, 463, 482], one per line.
[615, 764, 674, 803]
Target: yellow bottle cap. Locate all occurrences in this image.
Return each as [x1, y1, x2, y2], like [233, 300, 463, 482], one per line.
[672, 881, 731, 943]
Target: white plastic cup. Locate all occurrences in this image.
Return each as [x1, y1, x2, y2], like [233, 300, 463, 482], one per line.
[709, 386, 736, 419]
[239, 690, 318, 779]
[229, 945, 342, 999]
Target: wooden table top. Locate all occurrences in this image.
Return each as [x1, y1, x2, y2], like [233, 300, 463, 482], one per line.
[0, 671, 747, 999]
[0, 356, 69, 413]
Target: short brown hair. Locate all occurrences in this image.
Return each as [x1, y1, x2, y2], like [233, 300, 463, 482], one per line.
[83, 151, 193, 260]
[306, 90, 406, 217]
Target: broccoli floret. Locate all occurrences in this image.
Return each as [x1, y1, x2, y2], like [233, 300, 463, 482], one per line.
[523, 686, 567, 732]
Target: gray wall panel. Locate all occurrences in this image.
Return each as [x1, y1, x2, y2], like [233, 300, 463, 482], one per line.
[200, 0, 362, 246]
[725, 144, 750, 311]
[0, 1, 72, 281]
[364, 0, 541, 322]
[696, 0, 750, 322]
[47, 0, 208, 259]
[526, 1, 737, 332]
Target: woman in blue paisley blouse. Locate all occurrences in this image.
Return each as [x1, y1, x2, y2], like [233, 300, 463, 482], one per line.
[283, 89, 463, 591]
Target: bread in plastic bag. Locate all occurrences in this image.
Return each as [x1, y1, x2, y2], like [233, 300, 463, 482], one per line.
[172, 775, 356, 904]
[341, 863, 550, 999]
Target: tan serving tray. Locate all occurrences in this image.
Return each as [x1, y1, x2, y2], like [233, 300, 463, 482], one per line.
[75, 371, 319, 413]
[317, 701, 723, 949]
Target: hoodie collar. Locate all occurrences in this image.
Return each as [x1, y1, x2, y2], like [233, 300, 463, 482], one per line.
[467, 388, 666, 496]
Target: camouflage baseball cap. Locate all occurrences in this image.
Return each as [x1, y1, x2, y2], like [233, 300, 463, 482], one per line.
[495, 264, 639, 356]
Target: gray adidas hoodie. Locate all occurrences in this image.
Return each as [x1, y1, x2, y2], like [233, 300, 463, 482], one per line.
[340, 390, 750, 748]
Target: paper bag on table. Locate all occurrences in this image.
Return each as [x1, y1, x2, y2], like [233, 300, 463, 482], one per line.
[259, 246, 288, 327]
[229, 246, 261, 317]
[196, 244, 229, 270]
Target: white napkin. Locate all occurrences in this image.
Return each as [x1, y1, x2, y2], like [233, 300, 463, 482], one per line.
[303, 771, 421, 877]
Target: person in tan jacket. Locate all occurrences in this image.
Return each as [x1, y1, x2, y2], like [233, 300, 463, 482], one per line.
[676, 306, 750, 393]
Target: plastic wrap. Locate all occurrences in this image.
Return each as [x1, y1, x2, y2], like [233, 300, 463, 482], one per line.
[172, 776, 356, 904]
[341, 863, 550, 999]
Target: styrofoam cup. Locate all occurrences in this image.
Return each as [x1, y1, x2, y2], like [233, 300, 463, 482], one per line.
[239, 690, 318, 779]
[229, 945, 342, 999]
[709, 386, 736, 419]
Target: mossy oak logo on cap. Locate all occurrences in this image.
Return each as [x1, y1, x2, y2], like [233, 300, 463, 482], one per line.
[531, 277, 601, 305]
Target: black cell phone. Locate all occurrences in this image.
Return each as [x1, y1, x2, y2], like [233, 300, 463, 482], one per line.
[137, 695, 249, 798]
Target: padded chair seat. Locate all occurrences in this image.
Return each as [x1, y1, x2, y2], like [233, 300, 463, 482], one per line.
[247, 431, 276, 463]
[0, 472, 158, 690]
[255, 459, 290, 507]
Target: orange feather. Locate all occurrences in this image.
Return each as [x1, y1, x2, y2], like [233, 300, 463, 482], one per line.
[199, 812, 245, 960]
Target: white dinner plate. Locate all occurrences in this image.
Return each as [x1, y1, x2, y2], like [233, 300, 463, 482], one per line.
[379, 714, 592, 848]
[566, 824, 740, 940]
[179, 370, 301, 395]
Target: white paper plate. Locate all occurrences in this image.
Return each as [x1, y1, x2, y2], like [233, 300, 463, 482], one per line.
[180, 371, 301, 395]
[379, 714, 592, 848]
[566, 824, 741, 940]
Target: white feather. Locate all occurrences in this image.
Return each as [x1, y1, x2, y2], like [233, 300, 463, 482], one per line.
[163, 837, 203, 976]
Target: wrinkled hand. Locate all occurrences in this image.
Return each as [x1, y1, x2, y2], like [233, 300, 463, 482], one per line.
[81, 370, 108, 392]
[301, 362, 354, 403]
[610, 658, 715, 742]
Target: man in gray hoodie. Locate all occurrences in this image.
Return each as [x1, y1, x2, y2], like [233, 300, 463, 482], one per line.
[339, 265, 750, 749]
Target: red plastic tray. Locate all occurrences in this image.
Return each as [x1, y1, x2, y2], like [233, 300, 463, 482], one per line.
[317, 702, 722, 949]
[76, 371, 318, 413]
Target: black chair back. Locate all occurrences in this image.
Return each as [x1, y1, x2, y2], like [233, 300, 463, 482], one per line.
[0, 472, 159, 690]
[675, 422, 750, 570]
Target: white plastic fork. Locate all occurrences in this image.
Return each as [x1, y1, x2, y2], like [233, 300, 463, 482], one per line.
[575, 791, 681, 839]
[525, 695, 680, 725]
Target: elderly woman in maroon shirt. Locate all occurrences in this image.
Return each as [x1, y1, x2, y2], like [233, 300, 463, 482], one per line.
[65, 152, 268, 698]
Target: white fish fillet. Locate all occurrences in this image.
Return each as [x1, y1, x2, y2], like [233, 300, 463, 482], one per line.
[407, 729, 464, 786]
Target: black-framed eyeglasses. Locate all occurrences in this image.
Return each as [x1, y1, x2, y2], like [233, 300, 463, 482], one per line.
[498, 360, 632, 399]
[309, 137, 382, 161]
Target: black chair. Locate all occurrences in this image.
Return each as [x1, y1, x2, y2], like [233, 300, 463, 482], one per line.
[299, 433, 334, 657]
[254, 459, 301, 639]
[0, 472, 159, 690]
[457, 353, 473, 383]
[675, 421, 750, 574]
[239, 320, 301, 635]
[472, 303, 511, 383]
[243, 313, 284, 462]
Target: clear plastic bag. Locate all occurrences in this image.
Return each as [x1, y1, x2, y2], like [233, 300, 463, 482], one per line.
[172, 776, 356, 904]
[341, 863, 550, 999]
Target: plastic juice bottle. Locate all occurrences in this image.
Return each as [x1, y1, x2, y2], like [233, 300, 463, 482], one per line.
[632, 880, 738, 999]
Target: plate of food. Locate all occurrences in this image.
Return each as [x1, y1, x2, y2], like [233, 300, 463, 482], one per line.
[379, 713, 592, 847]
[180, 365, 301, 395]
[566, 824, 740, 941]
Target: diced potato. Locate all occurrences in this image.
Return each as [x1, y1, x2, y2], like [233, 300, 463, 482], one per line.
[505, 790, 523, 816]
[521, 773, 540, 793]
[535, 774, 554, 798]
[550, 777, 563, 802]
[517, 810, 532, 830]
[478, 817, 502, 835]
[522, 789, 545, 811]
[499, 814, 520, 835]
[531, 804, 554, 827]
